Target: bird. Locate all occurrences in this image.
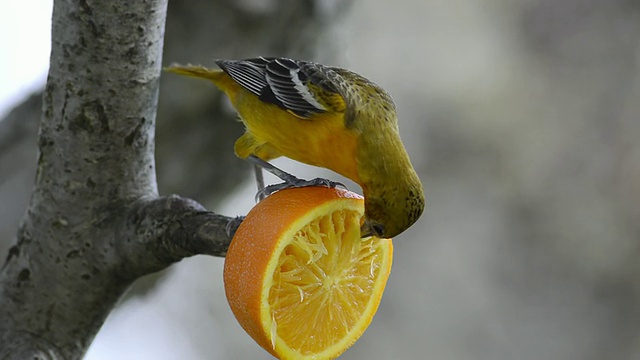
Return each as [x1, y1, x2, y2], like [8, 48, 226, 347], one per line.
[166, 57, 424, 238]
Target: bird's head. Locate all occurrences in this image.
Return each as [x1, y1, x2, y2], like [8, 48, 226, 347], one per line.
[360, 183, 424, 239]
[330, 66, 425, 238]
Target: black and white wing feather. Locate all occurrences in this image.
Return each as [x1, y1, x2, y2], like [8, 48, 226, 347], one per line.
[216, 57, 336, 118]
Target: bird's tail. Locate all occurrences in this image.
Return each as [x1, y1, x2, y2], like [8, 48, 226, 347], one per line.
[164, 64, 225, 82]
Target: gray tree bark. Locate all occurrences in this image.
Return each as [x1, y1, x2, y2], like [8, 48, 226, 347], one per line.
[0, 0, 347, 358]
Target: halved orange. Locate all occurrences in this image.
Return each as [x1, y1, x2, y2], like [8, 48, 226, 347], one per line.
[223, 186, 393, 360]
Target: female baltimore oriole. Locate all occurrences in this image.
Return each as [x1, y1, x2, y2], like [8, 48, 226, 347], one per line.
[166, 57, 424, 238]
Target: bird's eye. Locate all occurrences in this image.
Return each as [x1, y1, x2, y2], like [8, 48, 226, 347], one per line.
[372, 224, 385, 237]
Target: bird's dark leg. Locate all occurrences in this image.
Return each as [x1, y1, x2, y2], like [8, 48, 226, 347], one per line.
[254, 165, 266, 201]
[247, 155, 346, 200]
[247, 155, 300, 184]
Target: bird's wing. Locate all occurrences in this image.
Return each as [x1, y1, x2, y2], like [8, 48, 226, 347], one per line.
[216, 57, 346, 118]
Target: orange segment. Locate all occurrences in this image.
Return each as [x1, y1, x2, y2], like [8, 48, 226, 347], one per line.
[224, 187, 393, 360]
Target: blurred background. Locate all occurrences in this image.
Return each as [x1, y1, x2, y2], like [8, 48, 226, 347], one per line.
[1, 0, 639, 359]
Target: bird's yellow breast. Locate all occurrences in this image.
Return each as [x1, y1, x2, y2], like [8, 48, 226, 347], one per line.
[217, 76, 360, 184]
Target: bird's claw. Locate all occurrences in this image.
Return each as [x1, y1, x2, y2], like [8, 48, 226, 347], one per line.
[255, 177, 347, 202]
[226, 215, 245, 238]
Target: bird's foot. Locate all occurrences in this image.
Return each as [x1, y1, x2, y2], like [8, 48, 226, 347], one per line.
[255, 177, 346, 202]
[226, 215, 246, 238]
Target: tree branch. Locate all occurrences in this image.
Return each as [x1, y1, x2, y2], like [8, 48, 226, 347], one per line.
[0, 0, 230, 358]
[123, 195, 236, 275]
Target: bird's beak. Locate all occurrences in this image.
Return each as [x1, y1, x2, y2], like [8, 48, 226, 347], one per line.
[360, 222, 374, 238]
[360, 219, 383, 238]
